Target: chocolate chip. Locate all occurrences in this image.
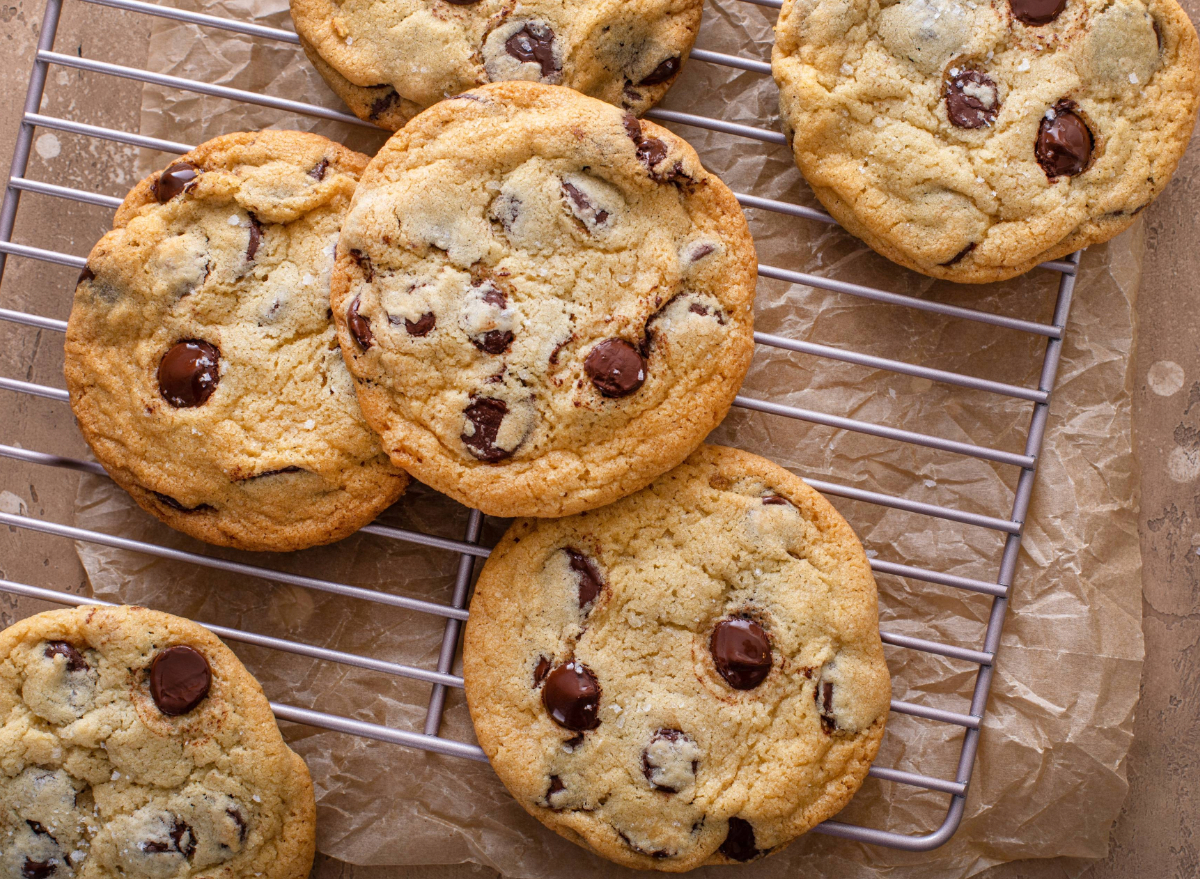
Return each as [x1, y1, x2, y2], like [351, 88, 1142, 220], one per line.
[622, 113, 643, 143]
[476, 330, 514, 354]
[149, 645, 211, 716]
[1011, 0, 1067, 25]
[534, 655, 552, 685]
[584, 339, 645, 397]
[1037, 102, 1093, 178]
[26, 821, 52, 838]
[710, 618, 772, 690]
[542, 661, 601, 730]
[347, 295, 374, 350]
[639, 57, 681, 86]
[505, 23, 560, 78]
[942, 242, 976, 266]
[245, 216, 263, 261]
[945, 69, 1000, 129]
[44, 641, 88, 672]
[636, 138, 669, 171]
[152, 492, 213, 513]
[308, 158, 329, 181]
[562, 181, 609, 228]
[401, 312, 435, 336]
[227, 808, 248, 843]
[564, 548, 603, 613]
[817, 680, 837, 733]
[618, 830, 672, 859]
[547, 775, 565, 796]
[622, 82, 643, 106]
[369, 87, 400, 120]
[22, 859, 55, 879]
[719, 818, 760, 862]
[688, 242, 715, 263]
[688, 303, 711, 317]
[158, 340, 220, 408]
[155, 162, 199, 203]
[141, 819, 195, 857]
[462, 397, 511, 462]
[761, 495, 789, 506]
[349, 248, 375, 282]
[242, 466, 303, 480]
[77, 265, 95, 285]
[641, 728, 698, 793]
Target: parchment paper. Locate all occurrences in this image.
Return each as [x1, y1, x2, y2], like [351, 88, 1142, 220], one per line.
[74, 0, 1144, 875]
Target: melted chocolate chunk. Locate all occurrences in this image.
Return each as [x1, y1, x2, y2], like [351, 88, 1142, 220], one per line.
[505, 23, 560, 78]
[618, 831, 672, 859]
[542, 662, 601, 730]
[158, 340, 220, 408]
[141, 819, 195, 858]
[636, 137, 669, 171]
[719, 818, 760, 862]
[246, 216, 263, 261]
[461, 397, 512, 462]
[564, 548, 603, 612]
[22, 859, 55, 879]
[155, 162, 199, 203]
[622, 113, 643, 143]
[639, 57, 681, 86]
[817, 680, 837, 733]
[405, 312, 436, 337]
[688, 242, 716, 263]
[369, 88, 400, 120]
[44, 641, 88, 672]
[1036, 102, 1093, 178]
[476, 330, 514, 354]
[761, 495, 789, 506]
[227, 808, 248, 843]
[945, 69, 1000, 129]
[547, 775, 565, 795]
[1011, 0, 1067, 25]
[347, 295, 374, 350]
[534, 655, 552, 685]
[349, 249, 375, 281]
[710, 618, 772, 690]
[243, 466, 303, 480]
[641, 728, 698, 793]
[308, 158, 330, 180]
[149, 645, 211, 716]
[942, 242, 977, 266]
[152, 492, 213, 513]
[584, 339, 645, 397]
[77, 265, 95, 285]
[26, 821, 51, 837]
[562, 181, 609, 227]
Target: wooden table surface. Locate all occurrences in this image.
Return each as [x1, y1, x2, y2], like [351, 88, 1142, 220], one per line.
[1, 1, 1197, 875]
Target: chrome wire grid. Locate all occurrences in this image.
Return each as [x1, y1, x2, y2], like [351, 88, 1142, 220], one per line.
[0, 0, 1079, 854]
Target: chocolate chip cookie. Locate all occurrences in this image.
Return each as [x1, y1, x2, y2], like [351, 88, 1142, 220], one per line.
[463, 444, 891, 870]
[332, 82, 757, 518]
[289, 0, 703, 130]
[772, 0, 1200, 282]
[65, 130, 409, 551]
[0, 605, 315, 879]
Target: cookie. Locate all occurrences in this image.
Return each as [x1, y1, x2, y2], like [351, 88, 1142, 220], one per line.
[65, 130, 409, 552]
[463, 444, 891, 870]
[331, 82, 757, 518]
[289, 0, 703, 130]
[772, 0, 1200, 282]
[0, 605, 315, 879]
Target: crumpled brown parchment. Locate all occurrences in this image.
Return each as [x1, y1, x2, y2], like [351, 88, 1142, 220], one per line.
[76, 0, 1144, 876]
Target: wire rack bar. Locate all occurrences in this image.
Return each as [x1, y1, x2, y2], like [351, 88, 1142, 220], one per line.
[81, 0, 302, 42]
[688, 48, 771, 75]
[0, 240, 86, 269]
[25, 113, 192, 154]
[0, 510, 472, 620]
[0, 307, 67, 332]
[9, 177, 124, 209]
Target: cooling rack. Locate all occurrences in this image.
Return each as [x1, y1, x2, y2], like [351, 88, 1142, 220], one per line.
[0, 0, 1079, 855]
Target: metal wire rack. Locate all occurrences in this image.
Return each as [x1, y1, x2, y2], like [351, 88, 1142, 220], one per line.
[0, 0, 1079, 856]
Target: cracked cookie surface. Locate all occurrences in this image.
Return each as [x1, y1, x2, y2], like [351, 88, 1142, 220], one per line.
[332, 83, 757, 518]
[772, 0, 1200, 282]
[0, 606, 315, 879]
[65, 130, 409, 552]
[463, 444, 891, 871]
[289, 0, 703, 130]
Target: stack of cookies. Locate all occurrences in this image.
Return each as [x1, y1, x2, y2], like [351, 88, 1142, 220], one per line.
[18, 0, 1195, 871]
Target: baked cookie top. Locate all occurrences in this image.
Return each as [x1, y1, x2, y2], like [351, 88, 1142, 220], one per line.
[65, 130, 409, 552]
[289, 0, 703, 130]
[463, 445, 891, 871]
[0, 606, 315, 879]
[332, 82, 757, 518]
[772, 0, 1200, 282]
